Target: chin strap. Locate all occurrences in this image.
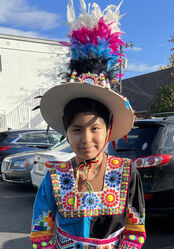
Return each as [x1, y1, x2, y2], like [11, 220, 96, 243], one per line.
[73, 115, 113, 209]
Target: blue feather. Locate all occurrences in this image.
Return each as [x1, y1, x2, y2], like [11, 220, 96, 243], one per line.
[70, 37, 118, 72]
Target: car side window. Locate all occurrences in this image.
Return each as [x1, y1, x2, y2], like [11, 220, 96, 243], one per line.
[48, 132, 61, 144]
[16, 132, 50, 144]
[163, 130, 174, 148]
[4, 134, 19, 143]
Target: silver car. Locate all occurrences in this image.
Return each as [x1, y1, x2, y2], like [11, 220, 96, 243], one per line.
[1, 151, 36, 184]
[31, 140, 75, 188]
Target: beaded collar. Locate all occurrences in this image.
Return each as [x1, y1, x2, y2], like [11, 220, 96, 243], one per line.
[48, 156, 131, 218]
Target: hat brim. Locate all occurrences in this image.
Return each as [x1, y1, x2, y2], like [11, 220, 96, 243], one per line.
[40, 83, 134, 140]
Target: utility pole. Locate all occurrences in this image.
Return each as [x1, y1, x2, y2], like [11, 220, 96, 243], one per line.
[119, 41, 133, 94]
[160, 33, 174, 72]
[168, 34, 174, 69]
[119, 45, 123, 95]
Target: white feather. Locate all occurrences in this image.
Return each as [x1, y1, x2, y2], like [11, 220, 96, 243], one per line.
[115, 0, 123, 15]
[67, 0, 76, 25]
[92, 3, 102, 21]
[67, 0, 124, 33]
[80, 0, 87, 13]
[103, 2, 123, 32]
[88, 3, 91, 14]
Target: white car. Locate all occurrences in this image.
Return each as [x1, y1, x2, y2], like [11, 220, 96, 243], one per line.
[31, 140, 75, 188]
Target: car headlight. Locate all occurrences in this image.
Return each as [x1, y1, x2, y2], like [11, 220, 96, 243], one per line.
[12, 160, 29, 168]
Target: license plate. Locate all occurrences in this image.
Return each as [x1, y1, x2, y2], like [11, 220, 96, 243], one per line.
[37, 163, 44, 172]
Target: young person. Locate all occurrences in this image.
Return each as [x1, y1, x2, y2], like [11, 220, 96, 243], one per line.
[30, 1, 146, 248]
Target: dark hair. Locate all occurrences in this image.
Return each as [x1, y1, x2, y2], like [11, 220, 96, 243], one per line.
[63, 98, 111, 131]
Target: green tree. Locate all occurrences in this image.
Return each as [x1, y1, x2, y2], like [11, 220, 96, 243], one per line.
[150, 82, 174, 113]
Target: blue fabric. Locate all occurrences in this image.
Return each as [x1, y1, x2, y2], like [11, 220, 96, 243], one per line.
[33, 171, 92, 238]
[57, 212, 92, 238]
[32, 171, 57, 221]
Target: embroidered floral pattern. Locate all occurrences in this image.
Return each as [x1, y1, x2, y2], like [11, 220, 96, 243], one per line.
[105, 170, 122, 188]
[60, 173, 74, 191]
[49, 156, 131, 217]
[56, 161, 71, 172]
[82, 192, 99, 209]
[108, 157, 123, 169]
[101, 189, 119, 208]
[102, 245, 110, 249]
[74, 242, 84, 249]
[62, 191, 80, 210]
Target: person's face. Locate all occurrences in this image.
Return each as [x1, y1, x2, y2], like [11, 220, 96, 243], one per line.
[66, 112, 107, 163]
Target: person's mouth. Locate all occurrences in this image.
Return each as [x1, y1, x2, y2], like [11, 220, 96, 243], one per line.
[80, 146, 95, 152]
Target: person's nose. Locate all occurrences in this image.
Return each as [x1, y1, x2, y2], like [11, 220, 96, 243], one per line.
[81, 129, 92, 144]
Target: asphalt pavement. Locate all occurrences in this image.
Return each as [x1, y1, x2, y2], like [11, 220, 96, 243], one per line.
[0, 175, 36, 249]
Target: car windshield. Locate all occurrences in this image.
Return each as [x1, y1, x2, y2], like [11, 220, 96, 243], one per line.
[50, 139, 72, 153]
[107, 125, 160, 158]
[0, 133, 8, 143]
[116, 126, 159, 152]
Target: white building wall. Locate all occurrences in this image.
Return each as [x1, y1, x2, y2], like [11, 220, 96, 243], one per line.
[0, 34, 69, 114]
[0, 34, 70, 130]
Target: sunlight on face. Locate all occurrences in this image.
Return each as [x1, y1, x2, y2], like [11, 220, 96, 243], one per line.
[66, 112, 107, 163]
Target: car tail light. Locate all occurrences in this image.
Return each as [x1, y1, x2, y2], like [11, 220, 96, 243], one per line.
[144, 193, 153, 200]
[132, 154, 172, 169]
[24, 161, 29, 167]
[0, 146, 12, 151]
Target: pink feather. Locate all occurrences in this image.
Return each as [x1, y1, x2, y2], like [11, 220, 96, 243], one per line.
[70, 18, 125, 55]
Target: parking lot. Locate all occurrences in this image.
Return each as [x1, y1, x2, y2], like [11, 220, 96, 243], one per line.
[0, 176, 174, 249]
[0, 176, 36, 249]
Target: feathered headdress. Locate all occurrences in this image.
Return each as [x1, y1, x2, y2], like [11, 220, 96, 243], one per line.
[39, 0, 134, 145]
[61, 0, 125, 83]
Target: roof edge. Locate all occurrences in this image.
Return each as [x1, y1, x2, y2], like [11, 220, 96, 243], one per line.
[0, 33, 64, 46]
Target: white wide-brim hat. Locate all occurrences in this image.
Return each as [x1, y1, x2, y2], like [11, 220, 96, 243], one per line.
[40, 82, 134, 141]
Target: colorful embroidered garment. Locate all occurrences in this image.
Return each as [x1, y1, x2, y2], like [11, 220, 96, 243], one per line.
[30, 156, 146, 249]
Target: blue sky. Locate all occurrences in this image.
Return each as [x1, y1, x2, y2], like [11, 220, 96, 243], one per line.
[0, 0, 173, 79]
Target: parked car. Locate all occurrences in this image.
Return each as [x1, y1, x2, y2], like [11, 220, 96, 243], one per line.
[0, 129, 60, 172]
[1, 151, 37, 184]
[1, 139, 74, 185]
[31, 139, 75, 188]
[107, 115, 174, 213]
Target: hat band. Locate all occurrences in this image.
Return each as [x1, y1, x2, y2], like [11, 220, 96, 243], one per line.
[69, 70, 111, 89]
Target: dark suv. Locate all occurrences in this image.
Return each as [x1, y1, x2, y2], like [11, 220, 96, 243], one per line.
[107, 115, 174, 213]
[0, 129, 60, 172]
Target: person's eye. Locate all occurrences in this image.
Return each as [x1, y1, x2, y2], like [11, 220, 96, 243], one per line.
[72, 128, 81, 133]
[92, 127, 99, 131]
